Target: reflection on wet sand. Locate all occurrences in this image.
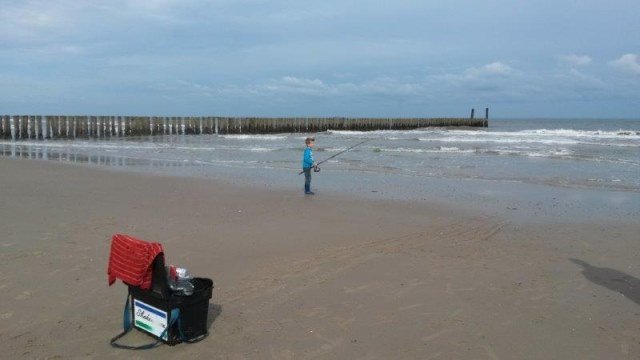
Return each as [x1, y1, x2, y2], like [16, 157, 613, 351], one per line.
[0, 143, 195, 169]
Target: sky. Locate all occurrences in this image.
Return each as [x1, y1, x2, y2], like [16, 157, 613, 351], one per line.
[0, 0, 638, 118]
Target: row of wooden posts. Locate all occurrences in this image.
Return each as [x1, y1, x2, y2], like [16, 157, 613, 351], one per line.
[0, 114, 488, 140]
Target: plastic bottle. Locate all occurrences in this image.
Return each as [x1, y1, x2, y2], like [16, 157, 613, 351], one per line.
[167, 265, 195, 296]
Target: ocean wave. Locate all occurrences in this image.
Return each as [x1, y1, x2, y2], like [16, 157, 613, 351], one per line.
[439, 146, 463, 152]
[420, 128, 640, 137]
[577, 142, 640, 148]
[493, 149, 573, 157]
[321, 147, 348, 152]
[326, 130, 369, 135]
[373, 146, 578, 159]
[376, 147, 476, 154]
[419, 137, 580, 145]
[425, 128, 640, 140]
[327, 128, 640, 142]
[326, 129, 444, 137]
[219, 135, 287, 140]
[517, 129, 640, 138]
[245, 147, 275, 152]
[173, 145, 277, 152]
[192, 159, 260, 165]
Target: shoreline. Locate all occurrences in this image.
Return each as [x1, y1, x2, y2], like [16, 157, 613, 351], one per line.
[2, 153, 638, 225]
[0, 157, 638, 358]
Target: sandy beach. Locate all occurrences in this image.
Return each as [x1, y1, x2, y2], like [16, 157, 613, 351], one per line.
[0, 157, 638, 359]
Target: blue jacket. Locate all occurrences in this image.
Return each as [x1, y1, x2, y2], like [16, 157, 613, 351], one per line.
[302, 147, 314, 169]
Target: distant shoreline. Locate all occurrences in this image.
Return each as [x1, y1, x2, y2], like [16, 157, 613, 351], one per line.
[1, 154, 638, 226]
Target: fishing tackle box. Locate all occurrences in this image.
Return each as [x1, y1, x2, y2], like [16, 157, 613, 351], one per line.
[112, 254, 214, 348]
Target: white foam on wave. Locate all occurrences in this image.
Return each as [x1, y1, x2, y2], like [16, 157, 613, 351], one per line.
[414, 128, 640, 147]
[174, 145, 276, 152]
[327, 129, 445, 138]
[518, 128, 640, 139]
[193, 159, 260, 165]
[493, 148, 574, 157]
[176, 145, 277, 152]
[219, 135, 287, 140]
[374, 146, 579, 159]
[326, 130, 369, 135]
[245, 147, 274, 152]
[580, 142, 640, 148]
[376, 147, 476, 154]
[439, 146, 464, 152]
[419, 128, 640, 138]
[328, 128, 640, 143]
[420, 137, 580, 145]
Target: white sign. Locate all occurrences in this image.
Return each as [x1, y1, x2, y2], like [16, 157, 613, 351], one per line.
[133, 299, 168, 340]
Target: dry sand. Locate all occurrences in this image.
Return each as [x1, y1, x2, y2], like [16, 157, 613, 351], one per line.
[0, 157, 638, 359]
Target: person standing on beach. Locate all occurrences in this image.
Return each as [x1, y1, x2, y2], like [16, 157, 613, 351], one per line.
[302, 137, 316, 195]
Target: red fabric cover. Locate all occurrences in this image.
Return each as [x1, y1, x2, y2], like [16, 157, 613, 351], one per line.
[107, 234, 164, 290]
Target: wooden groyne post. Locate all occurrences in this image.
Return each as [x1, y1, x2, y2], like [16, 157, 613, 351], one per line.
[0, 115, 488, 140]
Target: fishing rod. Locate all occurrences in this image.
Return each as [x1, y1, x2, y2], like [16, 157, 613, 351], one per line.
[298, 139, 371, 175]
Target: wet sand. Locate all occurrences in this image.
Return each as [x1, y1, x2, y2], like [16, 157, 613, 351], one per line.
[0, 157, 638, 359]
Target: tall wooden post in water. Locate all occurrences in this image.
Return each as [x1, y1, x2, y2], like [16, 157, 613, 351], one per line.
[484, 107, 489, 127]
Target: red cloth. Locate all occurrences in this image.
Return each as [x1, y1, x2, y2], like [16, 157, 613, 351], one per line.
[107, 234, 164, 290]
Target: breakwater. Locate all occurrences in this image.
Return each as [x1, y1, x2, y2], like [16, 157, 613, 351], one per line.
[0, 115, 487, 140]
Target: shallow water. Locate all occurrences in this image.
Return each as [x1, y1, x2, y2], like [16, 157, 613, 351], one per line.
[1, 118, 639, 222]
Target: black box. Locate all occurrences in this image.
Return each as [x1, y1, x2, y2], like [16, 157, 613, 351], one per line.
[127, 256, 213, 345]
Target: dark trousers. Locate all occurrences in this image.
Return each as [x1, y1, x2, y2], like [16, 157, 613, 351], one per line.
[303, 168, 312, 193]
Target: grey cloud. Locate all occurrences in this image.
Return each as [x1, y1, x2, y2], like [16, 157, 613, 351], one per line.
[558, 54, 592, 67]
[609, 54, 640, 75]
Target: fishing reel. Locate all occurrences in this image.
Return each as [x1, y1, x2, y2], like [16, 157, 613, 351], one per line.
[313, 165, 321, 173]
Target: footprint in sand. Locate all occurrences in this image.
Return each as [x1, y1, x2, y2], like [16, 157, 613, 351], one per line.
[15, 291, 32, 300]
[1, 312, 13, 319]
[343, 284, 370, 293]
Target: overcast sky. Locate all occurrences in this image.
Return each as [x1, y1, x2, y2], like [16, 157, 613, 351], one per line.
[1, 0, 638, 118]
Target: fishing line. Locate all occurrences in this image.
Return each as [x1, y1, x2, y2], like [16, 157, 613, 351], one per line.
[298, 139, 371, 175]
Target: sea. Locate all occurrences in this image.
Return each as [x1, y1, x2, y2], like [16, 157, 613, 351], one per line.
[2, 118, 639, 222]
